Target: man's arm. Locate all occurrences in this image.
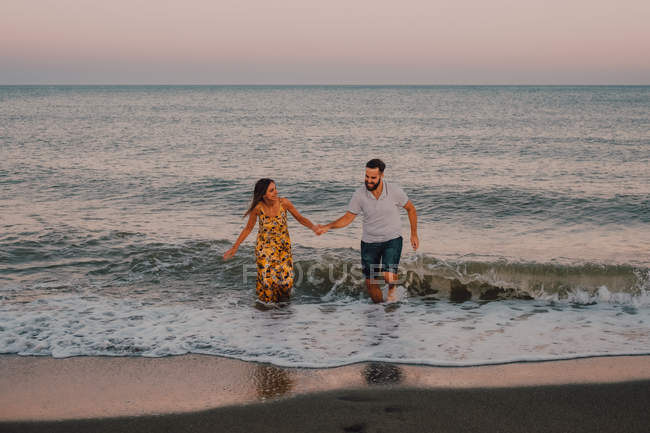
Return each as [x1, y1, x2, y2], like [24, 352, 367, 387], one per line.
[317, 212, 357, 235]
[404, 200, 419, 250]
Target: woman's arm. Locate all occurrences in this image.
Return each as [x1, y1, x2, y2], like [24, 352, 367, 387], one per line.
[281, 198, 317, 233]
[223, 208, 258, 260]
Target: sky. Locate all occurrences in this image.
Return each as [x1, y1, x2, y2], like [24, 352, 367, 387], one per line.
[2, 0, 649, 84]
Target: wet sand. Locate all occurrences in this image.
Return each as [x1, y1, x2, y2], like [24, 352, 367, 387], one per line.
[1, 354, 649, 432]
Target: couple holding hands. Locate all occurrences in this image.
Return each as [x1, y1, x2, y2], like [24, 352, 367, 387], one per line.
[223, 159, 419, 304]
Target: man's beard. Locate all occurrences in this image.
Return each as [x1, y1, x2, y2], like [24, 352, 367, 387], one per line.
[365, 179, 381, 191]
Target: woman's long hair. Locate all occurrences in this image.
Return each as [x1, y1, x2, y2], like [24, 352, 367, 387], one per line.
[245, 178, 274, 216]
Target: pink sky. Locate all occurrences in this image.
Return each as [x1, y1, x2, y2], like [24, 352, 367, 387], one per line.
[2, 0, 649, 84]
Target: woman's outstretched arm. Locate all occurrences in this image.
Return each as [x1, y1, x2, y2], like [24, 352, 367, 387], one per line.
[223, 209, 258, 260]
[281, 198, 318, 234]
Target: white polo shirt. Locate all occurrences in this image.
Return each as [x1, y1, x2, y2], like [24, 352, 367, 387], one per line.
[348, 180, 409, 243]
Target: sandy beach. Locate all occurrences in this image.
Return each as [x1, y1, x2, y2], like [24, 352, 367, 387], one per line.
[1, 354, 649, 432]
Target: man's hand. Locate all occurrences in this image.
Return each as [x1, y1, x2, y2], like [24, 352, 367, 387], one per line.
[223, 247, 237, 260]
[403, 201, 418, 251]
[410, 234, 419, 251]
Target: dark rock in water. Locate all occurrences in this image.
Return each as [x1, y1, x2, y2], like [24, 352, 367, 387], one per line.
[449, 279, 472, 303]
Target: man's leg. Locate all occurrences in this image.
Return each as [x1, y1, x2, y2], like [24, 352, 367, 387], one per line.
[384, 272, 400, 302]
[383, 236, 403, 302]
[365, 278, 384, 303]
[361, 240, 384, 303]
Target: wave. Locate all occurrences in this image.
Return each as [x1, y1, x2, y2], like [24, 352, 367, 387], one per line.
[399, 257, 649, 305]
[290, 254, 649, 305]
[2, 232, 648, 306]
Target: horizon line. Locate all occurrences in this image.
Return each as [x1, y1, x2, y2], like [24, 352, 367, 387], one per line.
[2, 83, 649, 87]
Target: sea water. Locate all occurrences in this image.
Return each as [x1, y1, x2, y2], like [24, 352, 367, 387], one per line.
[1, 85, 648, 366]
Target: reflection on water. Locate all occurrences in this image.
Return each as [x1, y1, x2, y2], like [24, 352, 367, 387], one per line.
[363, 362, 404, 385]
[254, 365, 294, 399]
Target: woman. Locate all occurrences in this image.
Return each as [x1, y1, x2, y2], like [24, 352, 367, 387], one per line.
[223, 178, 318, 303]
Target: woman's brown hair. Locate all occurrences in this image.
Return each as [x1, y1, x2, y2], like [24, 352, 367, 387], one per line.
[244, 178, 274, 217]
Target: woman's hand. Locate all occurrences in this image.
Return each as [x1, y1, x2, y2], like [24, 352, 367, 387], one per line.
[223, 246, 238, 260]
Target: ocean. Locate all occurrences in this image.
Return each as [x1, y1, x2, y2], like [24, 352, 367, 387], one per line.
[1, 85, 648, 367]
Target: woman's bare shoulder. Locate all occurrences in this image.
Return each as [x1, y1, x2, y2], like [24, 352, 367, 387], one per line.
[279, 197, 293, 208]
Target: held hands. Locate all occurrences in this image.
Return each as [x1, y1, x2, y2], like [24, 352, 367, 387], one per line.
[313, 224, 329, 236]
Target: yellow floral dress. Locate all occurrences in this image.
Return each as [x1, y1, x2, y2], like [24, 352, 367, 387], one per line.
[255, 204, 294, 302]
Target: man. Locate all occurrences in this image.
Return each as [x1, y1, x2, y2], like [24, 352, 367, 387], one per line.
[317, 159, 418, 303]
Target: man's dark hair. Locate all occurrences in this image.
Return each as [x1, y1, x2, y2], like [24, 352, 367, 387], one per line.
[366, 159, 386, 172]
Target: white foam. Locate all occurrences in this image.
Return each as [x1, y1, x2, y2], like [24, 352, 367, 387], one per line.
[1, 291, 649, 367]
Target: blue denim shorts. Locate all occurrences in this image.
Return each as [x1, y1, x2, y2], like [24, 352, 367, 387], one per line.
[360, 236, 403, 279]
